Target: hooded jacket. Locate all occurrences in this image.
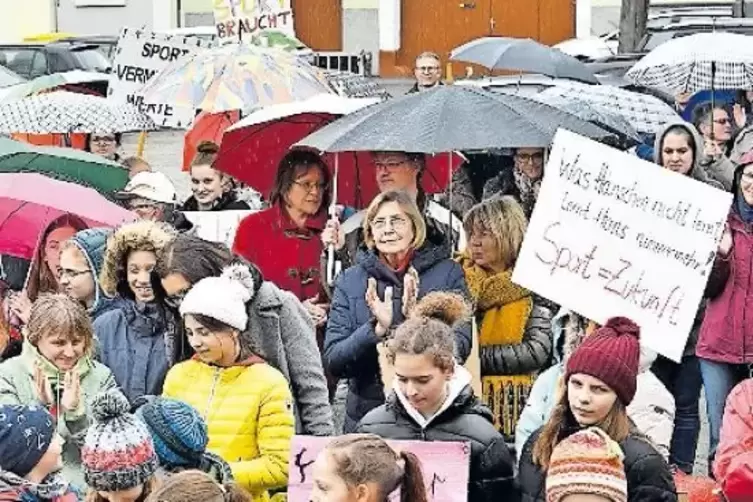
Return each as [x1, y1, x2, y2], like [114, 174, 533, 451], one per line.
[357, 366, 516, 502]
[0, 339, 117, 490]
[162, 355, 294, 502]
[653, 121, 727, 191]
[93, 221, 177, 404]
[515, 310, 675, 460]
[68, 228, 116, 321]
[324, 239, 472, 433]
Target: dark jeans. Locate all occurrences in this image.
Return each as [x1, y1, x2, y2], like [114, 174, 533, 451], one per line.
[698, 358, 750, 473]
[651, 355, 703, 474]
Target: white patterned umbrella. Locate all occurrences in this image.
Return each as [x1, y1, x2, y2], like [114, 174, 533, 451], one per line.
[626, 32, 753, 94]
[536, 81, 679, 134]
[0, 91, 156, 134]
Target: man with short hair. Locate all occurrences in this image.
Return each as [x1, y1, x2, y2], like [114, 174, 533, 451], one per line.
[116, 172, 193, 231]
[408, 52, 443, 94]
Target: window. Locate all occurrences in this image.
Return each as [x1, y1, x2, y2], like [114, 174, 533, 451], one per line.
[29, 51, 48, 78]
[0, 48, 38, 78]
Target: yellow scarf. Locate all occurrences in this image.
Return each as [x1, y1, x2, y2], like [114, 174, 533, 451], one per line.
[459, 255, 536, 438]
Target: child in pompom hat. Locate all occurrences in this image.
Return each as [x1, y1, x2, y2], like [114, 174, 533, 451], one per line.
[518, 317, 678, 502]
[81, 389, 160, 502]
[0, 403, 79, 502]
[546, 427, 628, 502]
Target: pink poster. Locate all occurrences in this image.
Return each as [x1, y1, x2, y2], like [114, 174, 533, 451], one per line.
[287, 436, 471, 502]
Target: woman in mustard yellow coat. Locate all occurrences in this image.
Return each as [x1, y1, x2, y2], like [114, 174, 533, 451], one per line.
[162, 264, 294, 501]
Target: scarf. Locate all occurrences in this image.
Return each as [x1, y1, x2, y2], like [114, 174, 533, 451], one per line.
[513, 165, 542, 217]
[0, 470, 75, 502]
[460, 254, 535, 439]
[736, 191, 753, 224]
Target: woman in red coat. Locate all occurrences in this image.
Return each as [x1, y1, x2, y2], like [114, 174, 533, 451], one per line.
[233, 151, 330, 323]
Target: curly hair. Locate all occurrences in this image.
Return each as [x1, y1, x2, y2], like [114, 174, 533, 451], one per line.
[99, 221, 176, 298]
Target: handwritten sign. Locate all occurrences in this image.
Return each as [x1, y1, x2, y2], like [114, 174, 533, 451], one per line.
[512, 129, 733, 362]
[213, 0, 295, 44]
[183, 210, 254, 248]
[108, 27, 211, 128]
[288, 436, 470, 502]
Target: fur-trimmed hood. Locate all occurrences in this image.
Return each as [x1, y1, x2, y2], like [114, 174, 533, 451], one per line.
[99, 221, 176, 297]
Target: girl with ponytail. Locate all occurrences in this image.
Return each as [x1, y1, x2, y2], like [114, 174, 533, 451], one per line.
[357, 292, 516, 501]
[310, 434, 428, 502]
[145, 470, 251, 502]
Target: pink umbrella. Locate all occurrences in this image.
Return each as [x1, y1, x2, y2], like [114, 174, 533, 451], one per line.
[0, 173, 136, 259]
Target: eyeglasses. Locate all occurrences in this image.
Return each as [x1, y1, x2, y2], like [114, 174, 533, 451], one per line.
[58, 268, 91, 279]
[91, 136, 116, 145]
[516, 152, 544, 163]
[374, 160, 410, 170]
[292, 180, 329, 193]
[129, 202, 159, 211]
[714, 118, 731, 125]
[416, 66, 440, 73]
[371, 215, 409, 231]
[165, 289, 189, 309]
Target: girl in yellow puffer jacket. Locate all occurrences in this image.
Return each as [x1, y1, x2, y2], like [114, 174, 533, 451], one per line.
[162, 264, 295, 501]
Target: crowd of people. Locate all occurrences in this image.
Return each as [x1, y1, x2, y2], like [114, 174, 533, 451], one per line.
[2, 50, 753, 502]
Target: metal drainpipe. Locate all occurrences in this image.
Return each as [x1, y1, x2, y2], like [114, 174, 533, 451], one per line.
[52, 0, 60, 32]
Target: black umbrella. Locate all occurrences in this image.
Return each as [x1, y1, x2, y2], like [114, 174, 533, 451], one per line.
[450, 37, 599, 84]
[295, 85, 615, 153]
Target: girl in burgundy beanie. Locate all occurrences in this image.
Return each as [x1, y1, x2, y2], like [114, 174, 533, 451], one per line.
[517, 317, 678, 502]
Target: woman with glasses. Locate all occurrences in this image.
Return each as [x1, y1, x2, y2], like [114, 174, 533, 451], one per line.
[158, 234, 334, 437]
[324, 190, 472, 433]
[85, 133, 122, 162]
[233, 151, 331, 307]
[181, 141, 252, 212]
[482, 148, 546, 217]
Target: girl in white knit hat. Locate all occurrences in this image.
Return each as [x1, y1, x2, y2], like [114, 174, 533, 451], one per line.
[161, 264, 294, 501]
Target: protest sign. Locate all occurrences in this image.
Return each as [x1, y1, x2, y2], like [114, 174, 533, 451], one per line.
[512, 129, 733, 362]
[183, 210, 254, 248]
[288, 436, 471, 502]
[108, 27, 211, 128]
[212, 0, 295, 44]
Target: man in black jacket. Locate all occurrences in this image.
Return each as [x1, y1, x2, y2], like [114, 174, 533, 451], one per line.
[407, 51, 443, 94]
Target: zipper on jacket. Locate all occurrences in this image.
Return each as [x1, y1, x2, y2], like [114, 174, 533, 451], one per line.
[203, 367, 221, 420]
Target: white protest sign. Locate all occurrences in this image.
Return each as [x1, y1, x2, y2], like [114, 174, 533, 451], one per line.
[183, 210, 255, 248]
[512, 129, 733, 362]
[213, 0, 295, 44]
[108, 27, 211, 128]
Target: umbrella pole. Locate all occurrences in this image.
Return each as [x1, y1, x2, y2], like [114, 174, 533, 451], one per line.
[711, 61, 717, 142]
[327, 152, 341, 286]
[136, 131, 148, 158]
[448, 152, 455, 256]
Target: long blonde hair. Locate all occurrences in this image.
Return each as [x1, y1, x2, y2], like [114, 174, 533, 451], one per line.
[463, 196, 527, 270]
[532, 383, 631, 470]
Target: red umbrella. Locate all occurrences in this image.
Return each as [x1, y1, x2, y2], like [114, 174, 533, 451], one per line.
[0, 173, 136, 259]
[216, 97, 464, 208]
[183, 110, 240, 172]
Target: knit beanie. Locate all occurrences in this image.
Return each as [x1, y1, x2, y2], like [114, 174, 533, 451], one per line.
[179, 264, 255, 331]
[546, 427, 628, 502]
[136, 397, 207, 468]
[565, 317, 641, 406]
[82, 389, 158, 492]
[0, 403, 55, 477]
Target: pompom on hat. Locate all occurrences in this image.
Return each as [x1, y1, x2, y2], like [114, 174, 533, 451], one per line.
[546, 427, 628, 502]
[179, 264, 256, 331]
[565, 317, 641, 406]
[81, 389, 158, 492]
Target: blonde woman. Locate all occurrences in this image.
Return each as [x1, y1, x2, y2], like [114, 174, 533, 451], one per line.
[457, 196, 553, 440]
[0, 294, 117, 490]
[324, 190, 472, 433]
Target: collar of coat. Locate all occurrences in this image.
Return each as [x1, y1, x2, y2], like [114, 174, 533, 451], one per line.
[272, 203, 327, 233]
[355, 238, 452, 286]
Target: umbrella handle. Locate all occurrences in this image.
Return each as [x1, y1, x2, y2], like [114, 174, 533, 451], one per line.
[327, 153, 341, 287]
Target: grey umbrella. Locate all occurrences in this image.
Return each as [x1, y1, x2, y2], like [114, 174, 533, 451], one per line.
[450, 37, 599, 84]
[295, 85, 615, 154]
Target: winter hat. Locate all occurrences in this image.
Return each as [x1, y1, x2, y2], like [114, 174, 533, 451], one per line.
[69, 228, 112, 278]
[565, 317, 641, 406]
[82, 389, 158, 492]
[136, 397, 207, 467]
[179, 264, 255, 331]
[546, 427, 627, 502]
[0, 403, 55, 477]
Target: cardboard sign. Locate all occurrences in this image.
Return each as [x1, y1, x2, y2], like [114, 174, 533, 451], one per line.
[512, 129, 733, 362]
[183, 210, 254, 248]
[108, 27, 211, 128]
[213, 0, 295, 44]
[288, 436, 471, 502]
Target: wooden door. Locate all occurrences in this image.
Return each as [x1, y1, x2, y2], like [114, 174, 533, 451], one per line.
[292, 0, 342, 51]
[492, 0, 540, 39]
[538, 0, 575, 45]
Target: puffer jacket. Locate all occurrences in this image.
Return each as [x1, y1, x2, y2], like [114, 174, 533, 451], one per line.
[714, 379, 753, 486]
[0, 340, 117, 490]
[324, 238, 472, 433]
[518, 419, 677, 502]
[357, 367, 516, 502]
[162, 355, 295, 501]
[515, 310, 675, 460]
[67, 228, 117, 321]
